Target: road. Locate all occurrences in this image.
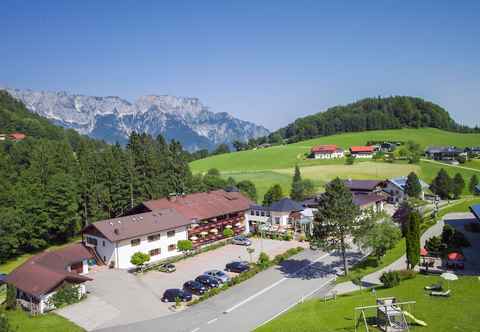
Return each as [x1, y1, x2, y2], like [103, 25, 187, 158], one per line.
[95, 248, 363, 332]
[421, 158, 480, 173]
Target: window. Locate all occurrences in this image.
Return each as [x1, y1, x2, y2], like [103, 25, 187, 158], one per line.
[255, 211, 260, 216]
[261, 211, 265, 217]
[149, 248, 161, 256]
[102, 240, 105, 247]
[275, 217, 280, 224]
[167, 230, 175, 238]
[86, 237, 98, 246]
[266, 211, 271, 217]
[251, 210, 254, 215]
[168, 244, 176, 252]
[148, 234, 160, 242]
[131, 238, 140, 246]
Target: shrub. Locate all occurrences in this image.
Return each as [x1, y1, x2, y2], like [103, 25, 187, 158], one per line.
[257, 252, 270, 269]
[48, 283, 81, 308]
[282, 233, 292, 241]
[452, 230, 471, 248]
[223, 228, 234, 238]
[177, 240, 193, 253]
[380, 271, 401, 288]
[5, 285, 17, 310]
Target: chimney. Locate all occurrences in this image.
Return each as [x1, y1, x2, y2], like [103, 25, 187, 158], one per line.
[114, 228, 120, 235]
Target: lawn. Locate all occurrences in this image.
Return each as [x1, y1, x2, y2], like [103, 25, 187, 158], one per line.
[5, 309, 85, 332]
[191, 128, 480, 173]
[255, 275, 480, 332]
[464, 159, 480, 170]
[0, 236, 81, 274]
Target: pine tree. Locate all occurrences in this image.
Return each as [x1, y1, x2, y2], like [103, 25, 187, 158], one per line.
[430, 168, 452, 199]
[405, 210, 421, 269]
[404, 172, 422, 198]
[469, 174, 479, 195]
[290, 165, 304, 201]
[452, 173, 465, 199]
[312, 178, 361, 276]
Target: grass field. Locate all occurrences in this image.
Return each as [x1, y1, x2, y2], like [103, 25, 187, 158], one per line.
[191, 128, 480, 173]
[5, 309, 85, 332]
[255, 275, 480, 332]
[191, 128, 480, 201]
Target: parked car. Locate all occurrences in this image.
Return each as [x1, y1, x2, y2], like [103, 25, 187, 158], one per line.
[204, 269, 231, 283]
[161, 288, 192, 302]
[232, 235, 252, 246]
[225, 261, 250, 273]
[195, 275, 220, 289]
[183, 280, 207, 295]
[158, 263, 176, 273]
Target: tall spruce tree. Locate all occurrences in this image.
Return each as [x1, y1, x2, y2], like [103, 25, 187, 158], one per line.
[405, 210, 421, 269]
[404, 172, 422, 198]
[430, 168, 452, 199]
[312, 178, 361, 276]
[452, 173, 465, 199]
[469, 174, 479, 195]
[290, 165, 304, 201]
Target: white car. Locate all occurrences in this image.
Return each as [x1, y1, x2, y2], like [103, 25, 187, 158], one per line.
[232, 235, 252, 246]
[204, 269, 231, 283]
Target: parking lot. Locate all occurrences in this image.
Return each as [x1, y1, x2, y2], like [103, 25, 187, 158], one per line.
[57, 238, 306, 331]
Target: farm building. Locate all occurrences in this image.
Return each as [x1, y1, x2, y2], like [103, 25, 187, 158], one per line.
[310, 144, 344, 159]
[349, 146, 375, 158]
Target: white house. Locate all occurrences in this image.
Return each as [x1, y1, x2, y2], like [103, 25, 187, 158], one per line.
[247, 198, 304, 230]
[5, 243, 93, 314]
[82, 209, 191, 269]
[384, 176, 429, 203]
[311, 145, 344, 159]
[349, 146, 375, 158]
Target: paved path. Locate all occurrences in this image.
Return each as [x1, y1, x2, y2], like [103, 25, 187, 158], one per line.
[94, 248, 364, 332]
[421, 158, 480, 173]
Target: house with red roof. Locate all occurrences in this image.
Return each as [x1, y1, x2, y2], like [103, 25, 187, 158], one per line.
[5, 243, 94, 314]
[310, 144, 344, 159]
[349, 145, 375, 158]
[82, 190, 252, 269]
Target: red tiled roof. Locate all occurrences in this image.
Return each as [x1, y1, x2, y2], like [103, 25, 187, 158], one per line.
[350, 146, 374, 153]
[142, 190, 252, 221]
[5, 243, 93, 297]
[311, 144, 338, 154]
[83, 209, 191, 242]
[9, 132, 26, 140]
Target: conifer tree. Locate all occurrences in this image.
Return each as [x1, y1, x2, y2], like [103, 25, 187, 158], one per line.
[452, 173, 465, 199]
[290, 165, 304, 201]
[469, 174, 479, 195]
[430, 168, 452, 199]
[405, 171, 422, 198]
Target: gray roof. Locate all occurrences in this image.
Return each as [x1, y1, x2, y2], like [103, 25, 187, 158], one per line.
[269, 198, 304, 212]
[425, 146, 464, 154]
[389, 176, 429, 191]
[83, 209, 191, 242]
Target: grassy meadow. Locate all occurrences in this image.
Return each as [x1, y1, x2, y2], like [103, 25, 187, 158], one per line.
[5, 310, 85, 332]
[255, 275, 480, 332]
[191, 128, 480, 200]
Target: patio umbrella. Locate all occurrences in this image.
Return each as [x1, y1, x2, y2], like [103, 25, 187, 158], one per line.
[420, 248, 428, 256]
[210, 228, 218, 233]
[200, 231, 208, 236]
[225, 225, 232, 229]
[447, 252, 464, 261]
[235, 222, 242, 227]
[190, 236, 198, 241]
[441, 272, 458, 290]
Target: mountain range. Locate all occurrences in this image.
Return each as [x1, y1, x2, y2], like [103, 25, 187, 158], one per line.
[4, 88, 269, 151]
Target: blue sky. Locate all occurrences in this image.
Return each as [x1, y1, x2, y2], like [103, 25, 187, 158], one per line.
[1, 0, 479, 130]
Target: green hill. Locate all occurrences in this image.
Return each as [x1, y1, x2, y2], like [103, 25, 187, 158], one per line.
[190, 128, 480, 199]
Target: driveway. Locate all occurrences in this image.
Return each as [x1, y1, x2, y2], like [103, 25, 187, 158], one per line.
[57, 238, 306, 331]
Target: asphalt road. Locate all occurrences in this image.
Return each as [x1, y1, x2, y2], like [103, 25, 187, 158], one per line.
[95, 248, 363, 332]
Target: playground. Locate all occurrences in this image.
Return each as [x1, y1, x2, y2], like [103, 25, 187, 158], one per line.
[255, 275, 480, 332]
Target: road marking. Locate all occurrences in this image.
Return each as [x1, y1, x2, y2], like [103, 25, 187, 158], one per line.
[257, 276, 336, 327]
[207, 318, 218, 325]
[223, 252, 331, 314]
[190, 328, 200, 332]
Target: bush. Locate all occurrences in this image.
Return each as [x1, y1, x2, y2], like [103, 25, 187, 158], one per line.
[5, 285, 16, 310]
[380, 271, 401, 288]
[257, 252, 270, 269]
[452, 230, 471, 248]
[282, 233, 292, 241]
[48, 283, 81, 308]
[130, 252, 150, 270]
[223, 228, 234, 238]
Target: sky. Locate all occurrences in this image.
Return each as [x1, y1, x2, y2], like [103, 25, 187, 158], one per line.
[1, 0, 479, 130]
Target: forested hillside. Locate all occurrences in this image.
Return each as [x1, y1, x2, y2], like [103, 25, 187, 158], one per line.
[0, 91, 205, 263]
[274, 96, 476, 143]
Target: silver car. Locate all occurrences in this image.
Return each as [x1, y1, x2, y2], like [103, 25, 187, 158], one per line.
[232, 235, 252, 246]
[204, 269, 231, 283]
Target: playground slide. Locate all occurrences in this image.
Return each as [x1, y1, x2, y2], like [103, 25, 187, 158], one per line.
[403, 311, 428, 327]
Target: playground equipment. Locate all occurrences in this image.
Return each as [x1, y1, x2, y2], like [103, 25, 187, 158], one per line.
[403, 311, 427, 327]
[354, 297, 417, 332]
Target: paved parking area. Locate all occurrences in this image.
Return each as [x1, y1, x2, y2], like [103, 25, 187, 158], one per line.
[57, 238, 305, 331]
